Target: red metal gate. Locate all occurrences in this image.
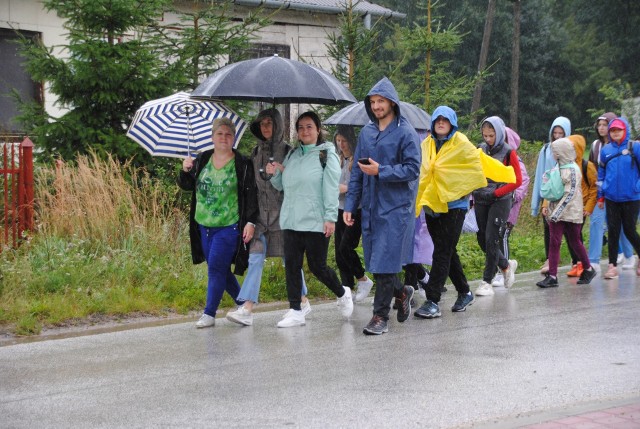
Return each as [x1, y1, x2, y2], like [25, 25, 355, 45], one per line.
[1, 136, 34, 250]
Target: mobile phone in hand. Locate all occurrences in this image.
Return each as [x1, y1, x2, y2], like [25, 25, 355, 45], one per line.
[358, 157, 371, 165]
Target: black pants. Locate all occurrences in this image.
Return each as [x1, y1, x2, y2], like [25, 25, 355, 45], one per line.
[424, 209, 470, 303]
[475, 199, 512, 282]
[283, 230, 344, 310]
[372, 273, 403, 320]
[335, 209, 365, 288]
[606, 200, 640, 266]
[403, 263, 427, 288]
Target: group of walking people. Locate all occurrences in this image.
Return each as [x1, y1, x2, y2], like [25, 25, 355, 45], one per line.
[177, 76, 640, 336]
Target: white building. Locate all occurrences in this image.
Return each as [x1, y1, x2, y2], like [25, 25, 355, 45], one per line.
[0, 0, 403, 137]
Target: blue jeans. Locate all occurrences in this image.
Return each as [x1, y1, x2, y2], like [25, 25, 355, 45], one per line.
[199, 224, 242, 317]
[236, 233, 307, 304]
[619, 231, 633, 258]
[588, 204, 606, 264]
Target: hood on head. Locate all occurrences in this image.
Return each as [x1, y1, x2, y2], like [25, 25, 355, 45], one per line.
[482, 116, 506, 152]
[505, 127, 521, 150]
[551, 137, 576, 164]
[364, 77, 401, 124]
[608, 117, 630, 145]
[249, 108, 284, 143]
[548, 116, 571, 142]
[594, 112, 616, 132]
[430, 106, 458, 140]
[333, 125, 357, 157]
[567, 134, 586, 162]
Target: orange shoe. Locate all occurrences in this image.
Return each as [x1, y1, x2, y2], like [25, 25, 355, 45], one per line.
[567, 264, 579, 277]
[576, 262, 584, 277]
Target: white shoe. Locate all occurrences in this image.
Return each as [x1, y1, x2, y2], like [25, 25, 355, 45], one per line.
[475, 281, 494, 296]
[301, 300, 312, 316]
[591, 263, 601, 273]
[491, 272, 504, 287]
[277, 309, 305, 328]
[195, 313, 215, 328]
[617, 253, 624, 264]
[417, 286, 427, 299]
[226, 306, 253, 326]
[336, 286, 354, 318]
[503, 259, 518, 289]
[622, 255, 636, 269]
[354, 277, 374, 302]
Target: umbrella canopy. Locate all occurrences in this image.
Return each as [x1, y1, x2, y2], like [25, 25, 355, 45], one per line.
[325, 100, 431, 131]
[126, 92, 247, 159]
[191, 55, 356, 105]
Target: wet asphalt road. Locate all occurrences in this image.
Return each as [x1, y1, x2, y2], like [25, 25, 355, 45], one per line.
[1, 267, 639, 428]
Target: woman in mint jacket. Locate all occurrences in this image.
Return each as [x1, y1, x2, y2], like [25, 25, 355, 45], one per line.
[266, 111, 354, 328]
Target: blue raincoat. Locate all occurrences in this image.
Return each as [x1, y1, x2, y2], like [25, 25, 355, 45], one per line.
[345, 77, 421, 273]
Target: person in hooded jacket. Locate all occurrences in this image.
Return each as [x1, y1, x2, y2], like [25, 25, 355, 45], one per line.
[472, 116, 522, 297]
[491, 127, 530, 287]
[267, 111, 353, 328]
[531, 116, 571, 274]
[561, 135, 597, 277]
[178, 117, 259, 328]
[333, 125, 374, 302]
[226, 108, 311, 327]
[597, 117, 640, 279]
[344, 77, 421, 335]
[586, 112, 635, 271]
[413, 107, 516, 319]
[537, 138, 597, 287]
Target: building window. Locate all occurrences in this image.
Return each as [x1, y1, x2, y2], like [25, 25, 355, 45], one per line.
[0, 28, 42, 135]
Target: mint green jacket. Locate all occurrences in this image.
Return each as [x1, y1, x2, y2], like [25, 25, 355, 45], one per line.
[270, 141, 340, 232]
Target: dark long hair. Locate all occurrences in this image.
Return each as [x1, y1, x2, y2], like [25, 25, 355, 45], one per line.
[296, 111, 323, 145]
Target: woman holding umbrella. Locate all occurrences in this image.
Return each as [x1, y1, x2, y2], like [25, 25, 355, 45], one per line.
[178, 117, 258, 328]
[266, 111, 354, 328]
[226, 108, 311, 326]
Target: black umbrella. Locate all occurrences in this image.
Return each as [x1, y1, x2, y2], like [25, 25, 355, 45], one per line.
[191, 55, 356, 105]
[325, 100, 431, 131]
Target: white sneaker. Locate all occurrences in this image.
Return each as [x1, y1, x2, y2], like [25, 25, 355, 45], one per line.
[195, 313, 215, 328]
[491, 272, 504, 287]
[336, 286, 354, 318]
[474, 281, 494, 296]
[277, 309, 305, 328]
[591, 263, 601, 273]
[354, 277, 374, 302]
[226, 306, 253, 326]
[503, 259, 518, 289]
[417, 286, 427, 299]
[622, 255, 636, 269]
[301, 300, 312, 316]
[617, 253, 624, 264]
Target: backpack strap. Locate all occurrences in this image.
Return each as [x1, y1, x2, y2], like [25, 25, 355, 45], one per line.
[581, 159, 590, 187]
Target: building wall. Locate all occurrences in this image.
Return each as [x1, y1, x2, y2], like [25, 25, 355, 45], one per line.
[0, 0, 341, 136]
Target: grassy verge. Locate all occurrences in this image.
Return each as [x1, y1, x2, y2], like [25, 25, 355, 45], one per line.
[0, 145, 608, 336]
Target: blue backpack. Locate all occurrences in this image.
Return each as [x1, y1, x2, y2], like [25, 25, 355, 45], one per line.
[540, 164, 578, 201]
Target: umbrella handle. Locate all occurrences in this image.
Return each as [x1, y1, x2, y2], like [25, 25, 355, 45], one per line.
[185, 106, 192, 158]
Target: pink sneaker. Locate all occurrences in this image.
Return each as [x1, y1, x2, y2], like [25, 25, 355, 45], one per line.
[603, 264, 618, 280]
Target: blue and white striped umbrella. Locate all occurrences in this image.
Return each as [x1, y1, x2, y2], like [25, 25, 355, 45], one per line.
[126, 92, 247, 159]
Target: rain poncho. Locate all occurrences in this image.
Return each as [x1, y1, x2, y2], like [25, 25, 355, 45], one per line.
[547, 138, 583, 223]
[345, 77, 421, 273]
[416, 106, 516, 215]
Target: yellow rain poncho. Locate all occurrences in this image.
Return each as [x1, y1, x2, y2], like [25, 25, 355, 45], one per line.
[416, 131, 516, 215]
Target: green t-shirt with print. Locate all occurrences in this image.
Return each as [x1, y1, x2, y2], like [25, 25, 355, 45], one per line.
[195, 158, 239, 227]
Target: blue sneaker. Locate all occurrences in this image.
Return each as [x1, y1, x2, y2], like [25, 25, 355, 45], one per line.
[414, 300, 441, 319]
[451, 292, 474, 312]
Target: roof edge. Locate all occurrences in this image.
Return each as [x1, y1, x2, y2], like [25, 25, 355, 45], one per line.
[230, 0, 406, 19]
